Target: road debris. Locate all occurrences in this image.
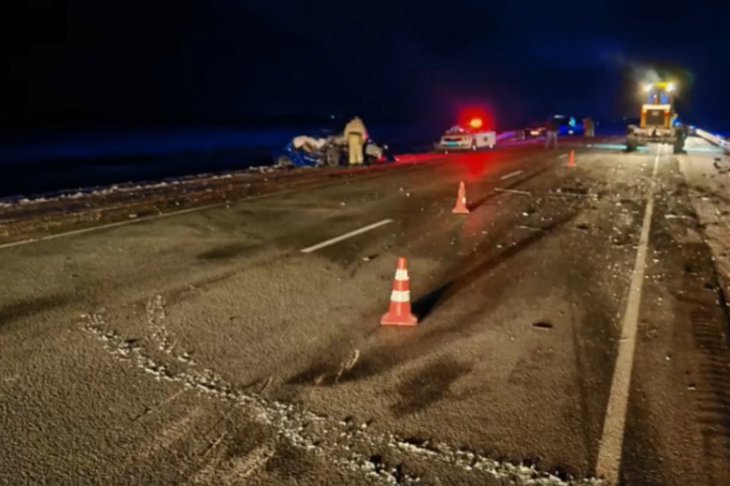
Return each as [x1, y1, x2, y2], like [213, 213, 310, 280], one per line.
[335, 350, 360, 382]
[532, 322, 554, 330]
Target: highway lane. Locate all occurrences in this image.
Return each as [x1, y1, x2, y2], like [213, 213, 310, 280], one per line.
[1, 139, 730, 485]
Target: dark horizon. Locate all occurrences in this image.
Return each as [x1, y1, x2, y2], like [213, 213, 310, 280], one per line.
[2, 1, 730, 133]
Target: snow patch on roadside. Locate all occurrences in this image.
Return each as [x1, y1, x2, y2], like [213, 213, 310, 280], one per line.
[80, 296, 604, 485]
[0, 165, 280, 209]
[81, 308, 412, 485]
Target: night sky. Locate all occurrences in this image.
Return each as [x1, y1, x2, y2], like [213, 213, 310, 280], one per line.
[3, 0, 730, 132]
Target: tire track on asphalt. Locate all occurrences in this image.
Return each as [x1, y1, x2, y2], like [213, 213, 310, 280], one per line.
[297, 154, 590, 388]
[80, 298, 604, 485]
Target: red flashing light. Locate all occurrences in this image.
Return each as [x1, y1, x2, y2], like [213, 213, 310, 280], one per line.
[458, 107, 494, 131]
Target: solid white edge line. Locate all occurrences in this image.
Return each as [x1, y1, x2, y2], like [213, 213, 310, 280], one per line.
[300, 219, 393, 254]
[0, 203, 224, 250]
[595, 150, 661, 484]
[500, 170, 523, 180]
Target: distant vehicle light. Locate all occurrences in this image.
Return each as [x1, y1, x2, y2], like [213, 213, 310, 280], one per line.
[469, 118, 483, 129]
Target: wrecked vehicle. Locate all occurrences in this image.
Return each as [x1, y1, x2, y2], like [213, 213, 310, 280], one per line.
[273, 133, 394, 168]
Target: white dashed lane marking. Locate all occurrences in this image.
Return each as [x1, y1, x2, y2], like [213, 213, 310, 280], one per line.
[300, 219, 393, 254]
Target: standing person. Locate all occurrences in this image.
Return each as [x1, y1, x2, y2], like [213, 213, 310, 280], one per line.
[545, 116, 559, 149]
[583, 117, 595, 138]
[344, 117, 368, 165]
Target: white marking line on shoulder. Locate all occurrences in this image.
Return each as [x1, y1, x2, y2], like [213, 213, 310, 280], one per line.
[595, 149, 661, 484]
[0, 203, 223, 250]
[300, 219, 393, 254]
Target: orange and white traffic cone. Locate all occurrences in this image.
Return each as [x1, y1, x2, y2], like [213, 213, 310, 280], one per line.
[381, 257, 418, 326]
[452, 181, 470, 214]
[567, 150, 576, 168]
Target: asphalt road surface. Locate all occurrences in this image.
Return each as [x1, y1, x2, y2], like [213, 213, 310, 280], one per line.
[2, 137, 730, 485]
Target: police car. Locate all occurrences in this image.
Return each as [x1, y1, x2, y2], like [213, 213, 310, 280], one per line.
[437, 118, 496, 152]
